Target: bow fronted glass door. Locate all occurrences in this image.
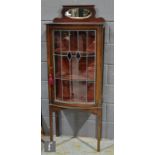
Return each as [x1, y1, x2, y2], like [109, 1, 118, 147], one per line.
[53, 30, 96, 104]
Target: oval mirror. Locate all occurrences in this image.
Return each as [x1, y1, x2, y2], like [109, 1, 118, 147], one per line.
[65, 8, 92, 19]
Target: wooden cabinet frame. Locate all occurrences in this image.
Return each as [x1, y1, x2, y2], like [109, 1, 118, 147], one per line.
[46, 5, 105, 152]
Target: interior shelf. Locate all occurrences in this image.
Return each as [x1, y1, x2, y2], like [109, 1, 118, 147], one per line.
[55, 99, 95, 104]
[55, 74, 95, 81]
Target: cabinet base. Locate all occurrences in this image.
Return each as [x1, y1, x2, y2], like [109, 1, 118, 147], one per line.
[49, 104, 102, 152]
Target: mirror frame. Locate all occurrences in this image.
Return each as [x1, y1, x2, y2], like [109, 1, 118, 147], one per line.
[64, 8, 92, 19]
[61, 5, 96, 19]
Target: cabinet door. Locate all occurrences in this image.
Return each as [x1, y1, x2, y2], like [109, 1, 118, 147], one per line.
[53, 30, 96, 104]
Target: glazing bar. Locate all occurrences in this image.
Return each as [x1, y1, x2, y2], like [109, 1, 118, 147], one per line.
[77, 30, 79, 101]
[94, 30, 96, 103]
[60, 31, 63, 100]
[86, 31, 88, 103]
[69, 31, 72, 102]
[53, 31, 56, 100]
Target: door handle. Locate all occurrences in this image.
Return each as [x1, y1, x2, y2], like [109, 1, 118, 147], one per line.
[48, 73, 54, 86]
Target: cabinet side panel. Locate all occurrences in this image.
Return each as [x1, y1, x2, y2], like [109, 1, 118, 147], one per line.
[101, 27, 105, 103]
[46, 25, 54, 102]
[96, 26, 104, 106]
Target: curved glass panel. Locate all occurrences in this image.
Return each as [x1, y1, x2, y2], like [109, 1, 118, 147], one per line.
[53, 30, 96, 104]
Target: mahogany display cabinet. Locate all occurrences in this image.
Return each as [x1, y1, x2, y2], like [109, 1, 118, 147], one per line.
[46, 5, 105, 152]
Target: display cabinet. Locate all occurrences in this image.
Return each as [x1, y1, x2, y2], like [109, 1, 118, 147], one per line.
[46, 5, 105, 152]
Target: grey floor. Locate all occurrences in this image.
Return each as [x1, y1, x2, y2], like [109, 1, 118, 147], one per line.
[41, 135, 114, 155]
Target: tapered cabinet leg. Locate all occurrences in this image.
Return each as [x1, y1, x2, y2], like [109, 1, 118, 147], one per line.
[97, 109, 102, 152]
[49, 110, 53, 141]
[55, 111, 60, 136]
